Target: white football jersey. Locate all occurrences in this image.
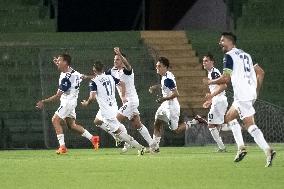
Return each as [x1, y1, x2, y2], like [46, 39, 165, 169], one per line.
[161, 71, 179, 104]
[89, 73, 119, 119]
[106, 67, 139, 102]
[58, 67, 82, 101]
[223, 48, 257, 101]
[208, 67, 226, 99]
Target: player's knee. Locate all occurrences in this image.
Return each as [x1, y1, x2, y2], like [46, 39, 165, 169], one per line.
[131, 119, 141, 129]
[52, 115, 60, 125]
[66, 122, 77, 130]
[172, 128, 180, 134]
[133, 123, 141, 129]
[224, 116, 231, 124]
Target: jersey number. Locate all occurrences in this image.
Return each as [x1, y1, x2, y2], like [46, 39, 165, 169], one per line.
[240, 54, 250, 72]
[103, 80, 113, 96]
[240, 54, 252, 84]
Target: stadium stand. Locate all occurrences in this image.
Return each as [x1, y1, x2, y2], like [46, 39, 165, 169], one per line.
[0, 31, 160, 148]
[185, 0, 284, 145]
[0, 0, 283, 149]
[141, 31, 208, 114]
[0, 0, 55, 32]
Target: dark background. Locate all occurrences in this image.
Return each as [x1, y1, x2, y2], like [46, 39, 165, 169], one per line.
[57, 0, 197, 31]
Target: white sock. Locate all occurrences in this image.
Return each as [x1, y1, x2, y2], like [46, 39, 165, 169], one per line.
[81, 129, 93, 140]
[248, 125, 270, 152]
[228, 119, 245, 149]
[98, 123, 117, 140]
[117, 132, 143, 149]
[153, 134, 161, 147]
[209, 127, 225, 150]
[119, 123, 127, 134]
[137, 124, 154, 146]
[221, 123, 231, 131]
[57, 134, 65, 146]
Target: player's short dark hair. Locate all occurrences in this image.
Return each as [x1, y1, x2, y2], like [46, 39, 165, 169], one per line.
[158, 57, 170, 68]
[58, 54, 71, 65]
[204, 53, 215, 62]
[221, 32, 237, 45]
[93, 61, 104, 72]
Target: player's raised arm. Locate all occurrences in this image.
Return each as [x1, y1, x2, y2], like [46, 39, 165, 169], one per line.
[114, 47, 132, 71]
[36, 90, 63, 109]
[254, 63, 265, 96]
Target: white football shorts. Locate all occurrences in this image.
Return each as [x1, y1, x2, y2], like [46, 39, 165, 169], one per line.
[96, 110, 120, 133]
[55, 99, 77, 119]
[232, 100, 256, 120]
[155, 100, 180, 130]
[208, 96, 228, 124]
[118, 100, 140, 120]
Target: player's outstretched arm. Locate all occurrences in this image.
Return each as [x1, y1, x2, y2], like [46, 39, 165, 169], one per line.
[149, 84, 161, 94]
[204, 73, 230, 85]
[156, 88, 179, 103]
[203, 84, 226, 108]
[36, 90, 63, 109]
[81, 92, 96, 107]
[114, 47, 132, 71]
[254, 64, 265, 96]
[81, 74, 95, 80]
[205, 84, 227, 101]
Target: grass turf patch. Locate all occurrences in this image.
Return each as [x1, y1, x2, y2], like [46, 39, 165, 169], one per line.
[0, 144, 283, 189]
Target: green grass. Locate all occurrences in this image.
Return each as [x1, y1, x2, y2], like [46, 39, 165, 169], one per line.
[0, 144, 283, 189]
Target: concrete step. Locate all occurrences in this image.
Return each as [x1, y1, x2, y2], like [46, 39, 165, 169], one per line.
[141, 31, 186, 38]
[178, 87, 207, 95]
[170, 64, 202, 70]
[172, 70, 206, 77]
[180, 107, 208, 117]
[180, 102, 203, 109]
[157, 53, 196, 59]
[175, 75, 206, 82]
[157, 49, 196, 57]
[177, 82, 208, 90]
[178, 89, 207, 97]
[150, 44, 193, 50]
[179, 96, 204, 102]
[178, 81, 208, 88]
[169, 57, 200, 64]
[143, 37, 188, 45]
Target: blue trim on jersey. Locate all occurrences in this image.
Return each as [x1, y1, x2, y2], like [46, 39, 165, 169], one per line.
[223, 54, 233, 70]
[89, 81, 97, 92]
[164, 78, 176, 90]
[211, 70, 220, 80]
[59, 78, 71, 92]
[123, 68, 132, 75]
[112, 76, 120, 85]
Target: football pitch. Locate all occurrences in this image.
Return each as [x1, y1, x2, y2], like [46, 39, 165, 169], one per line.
[0, 144, 283, 189]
